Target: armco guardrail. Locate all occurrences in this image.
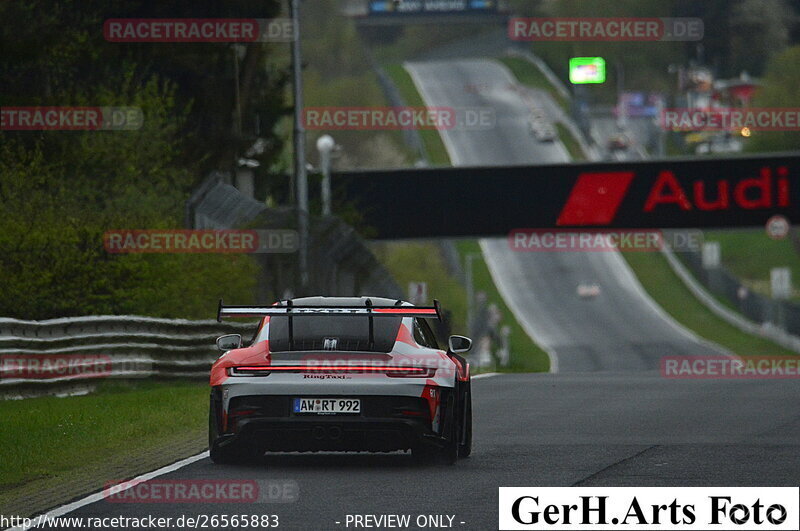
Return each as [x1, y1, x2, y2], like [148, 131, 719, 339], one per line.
[0, 315, 257, 399]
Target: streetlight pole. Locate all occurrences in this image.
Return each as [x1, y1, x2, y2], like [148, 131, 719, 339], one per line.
[290, 0, 309, 292]
[316, 134, 335, 216]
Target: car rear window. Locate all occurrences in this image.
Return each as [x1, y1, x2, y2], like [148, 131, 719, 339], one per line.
[267, 316, 402, 352]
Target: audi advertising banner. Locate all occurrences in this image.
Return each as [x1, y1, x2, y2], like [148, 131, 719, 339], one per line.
[338, 153, 800, 239]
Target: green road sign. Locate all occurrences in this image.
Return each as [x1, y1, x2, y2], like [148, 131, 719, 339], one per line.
[569, 57, 606, 84]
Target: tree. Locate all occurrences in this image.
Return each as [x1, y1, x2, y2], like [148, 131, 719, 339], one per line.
[0, 0, 291, 318]
[746, 45, 800, 153]
[729, 0, 792, 77]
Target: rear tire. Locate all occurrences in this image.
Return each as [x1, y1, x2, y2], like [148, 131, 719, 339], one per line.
[458, 384, 472, 458]
[442, 386, 460, 464]
[210, 436, 261, 465]
[208, 400, 261, 465]
[412, 386, 460, 465]
[441, 432, 459, 465]
[210, 442, 242, 465]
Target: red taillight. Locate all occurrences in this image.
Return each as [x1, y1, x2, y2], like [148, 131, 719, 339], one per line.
[229, 367, 272, 376]
[229, 365, 435, 377]
[385, 367, 436, 378]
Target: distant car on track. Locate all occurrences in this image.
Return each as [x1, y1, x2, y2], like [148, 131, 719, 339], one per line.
[576, 283, 601, 298]
[526, 106, 557, 142]
[695, 134, 743, 155]
[608, 134, 630, 151]
[209, 296, 473, 465]
[529, 116, 556, 142]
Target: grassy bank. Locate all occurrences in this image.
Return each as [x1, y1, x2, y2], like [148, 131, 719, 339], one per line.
[0, 381, 207, 490]
[622, 251, 797, 358]
[498, 56, 569, 111]
[555, 124, 587, 161]
[383, 64, 452, 166]
[372, 242, 468, 336]
[705, 229, 800, 300]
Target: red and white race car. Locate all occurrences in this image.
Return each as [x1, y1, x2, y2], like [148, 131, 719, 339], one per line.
[209, 296, 473, 464]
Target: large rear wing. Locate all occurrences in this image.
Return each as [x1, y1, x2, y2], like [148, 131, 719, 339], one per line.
[217, 299, 441, 351]
[217, 299, 442, 322]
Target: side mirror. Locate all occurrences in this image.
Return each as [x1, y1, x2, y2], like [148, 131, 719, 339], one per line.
[216, 334, 242, 351]
[448, 335, 472, 354]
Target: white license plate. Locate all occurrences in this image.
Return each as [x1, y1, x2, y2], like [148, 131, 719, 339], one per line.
[293, 398, 361, 415]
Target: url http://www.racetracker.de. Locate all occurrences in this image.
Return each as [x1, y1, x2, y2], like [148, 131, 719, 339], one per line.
[2, 513, 281, 530]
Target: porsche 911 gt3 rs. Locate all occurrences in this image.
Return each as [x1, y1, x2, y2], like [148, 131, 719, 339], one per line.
[209, 296, 473, 464]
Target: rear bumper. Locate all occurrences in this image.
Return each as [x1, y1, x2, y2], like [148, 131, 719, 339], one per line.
[210, 390, 453, 453]
[215, 415, 444, 453]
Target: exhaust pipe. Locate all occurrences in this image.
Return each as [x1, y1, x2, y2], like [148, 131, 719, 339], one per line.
[328, 426, 342, 440]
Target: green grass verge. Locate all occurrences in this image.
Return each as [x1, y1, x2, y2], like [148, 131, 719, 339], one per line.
[555, 124, 587, 162]
[622, 251, 797, 358]
[704, 228, 800, 300]
[383, 64, 451, 167]
[498, 56, 570, 112]
[0, 381, 207, 489]
[372, 242, 468, 336]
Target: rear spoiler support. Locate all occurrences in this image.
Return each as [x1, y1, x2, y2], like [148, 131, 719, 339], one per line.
[287, 299, 294, 351]
[366, 299, 375, 351]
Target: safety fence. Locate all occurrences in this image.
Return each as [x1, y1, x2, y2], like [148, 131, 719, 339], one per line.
[681, 249, 800, 336]
[0, 315, 256, 399]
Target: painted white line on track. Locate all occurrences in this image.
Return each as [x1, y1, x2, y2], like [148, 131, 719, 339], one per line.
[472, 372, 500, 380]
[6, 451, 209, 531]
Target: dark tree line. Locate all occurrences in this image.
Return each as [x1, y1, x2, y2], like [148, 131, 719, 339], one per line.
[0, 0, 292, 319]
